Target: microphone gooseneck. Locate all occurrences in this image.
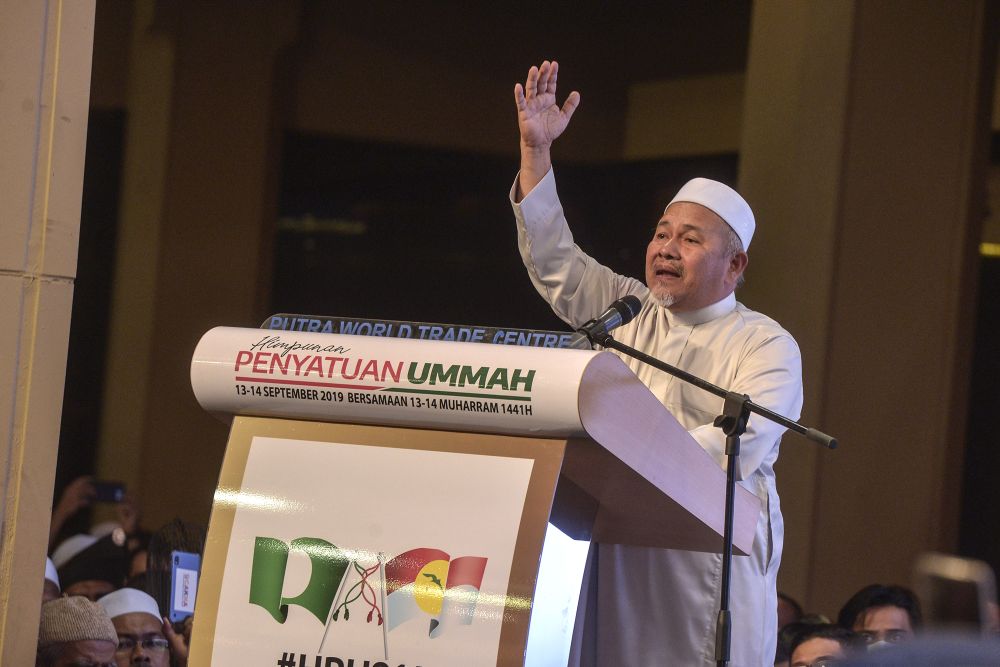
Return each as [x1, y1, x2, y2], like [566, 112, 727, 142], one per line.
[577, 295, 643, 344]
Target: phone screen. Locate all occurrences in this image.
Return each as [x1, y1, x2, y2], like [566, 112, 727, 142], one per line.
[170, 550, 201, 623]
[92, 480, 125, 503]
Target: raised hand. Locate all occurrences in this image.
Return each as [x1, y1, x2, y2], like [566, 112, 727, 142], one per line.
[513, 60, 580, 199]
[49, 475, 96, 548]
[514, 60, 580, 150]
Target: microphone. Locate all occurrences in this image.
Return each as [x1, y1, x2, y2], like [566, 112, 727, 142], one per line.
[577, 295, 643, 344]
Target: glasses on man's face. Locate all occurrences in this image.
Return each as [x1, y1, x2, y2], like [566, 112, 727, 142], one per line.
[115, 636, 170, 653]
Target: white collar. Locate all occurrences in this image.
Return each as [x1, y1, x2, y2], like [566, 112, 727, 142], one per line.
[664, 292, 737, 327]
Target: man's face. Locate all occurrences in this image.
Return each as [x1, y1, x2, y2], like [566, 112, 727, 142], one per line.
[645, 202, 747, 312]
[790, 637, 846, 667]
[53, 639, 116, 667]
[111, 612, 170, 667]
[853, 605, 914, 645]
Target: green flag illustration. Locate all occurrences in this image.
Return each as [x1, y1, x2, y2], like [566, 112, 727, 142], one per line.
[249, 537, 349, 623]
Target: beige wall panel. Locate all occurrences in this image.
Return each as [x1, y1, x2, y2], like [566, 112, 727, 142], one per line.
[0, 7, 92, 277]
[33, 22, 94, 282]
[808, 0, 991, 616]
[740, 2, 995, 614]
[0, 1, 48, 272]
[0, 0, 94, 659]
[0, 275, 74, 583]
[0, 277, 21, 462]
[739, 0, 855, 605]
[742, 0, 993, 617]
[0, 277, 76, 662]
[0, 4, 92, 280]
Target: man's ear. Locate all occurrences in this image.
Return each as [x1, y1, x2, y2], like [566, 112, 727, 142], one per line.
[729, 251, 748, 280]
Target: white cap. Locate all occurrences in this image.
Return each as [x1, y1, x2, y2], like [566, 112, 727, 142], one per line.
[90, 521, 122, 538]
[51, 534, 98, 569]
[666, 178, 755, 250]
[98, 587, 162, 622]
[44, 557, 60, 588]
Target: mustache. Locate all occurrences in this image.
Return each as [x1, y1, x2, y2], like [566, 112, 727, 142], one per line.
[654, 261, 684, 276]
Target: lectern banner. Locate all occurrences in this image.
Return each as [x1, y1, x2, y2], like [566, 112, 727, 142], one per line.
[191, 327, 604, 437]
[207, 433, 534, 666]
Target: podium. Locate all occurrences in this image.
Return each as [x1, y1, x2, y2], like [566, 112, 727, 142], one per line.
[187, 327, 760, 666]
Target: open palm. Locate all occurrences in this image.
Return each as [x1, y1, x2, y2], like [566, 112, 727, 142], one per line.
[514, 60, 580, 149]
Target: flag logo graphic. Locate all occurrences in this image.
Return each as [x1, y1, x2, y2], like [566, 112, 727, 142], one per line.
[249, 537, 488, 644]
[384, 548, 488, 637]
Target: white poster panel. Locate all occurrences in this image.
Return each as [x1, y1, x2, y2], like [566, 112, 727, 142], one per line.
[211, 436, 534, 667]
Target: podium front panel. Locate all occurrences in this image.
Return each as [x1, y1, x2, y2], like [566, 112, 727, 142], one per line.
[190, 416, 565, 667]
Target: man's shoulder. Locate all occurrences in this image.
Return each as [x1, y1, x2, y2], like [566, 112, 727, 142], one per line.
[731, 302, 800, 346]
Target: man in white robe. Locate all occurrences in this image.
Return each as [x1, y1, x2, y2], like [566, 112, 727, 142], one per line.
[509, 60, 804, 666]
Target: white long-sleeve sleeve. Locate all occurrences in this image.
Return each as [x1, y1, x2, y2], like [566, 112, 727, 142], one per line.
[510, 168, 647, 329]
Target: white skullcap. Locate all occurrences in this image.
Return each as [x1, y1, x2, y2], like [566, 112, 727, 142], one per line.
[45, 557, 60, 588]
[98, 587, 162, 622]
[90, 521, 122, 538]
[51, 534, 98, 569]
[666, 178, 755, 250]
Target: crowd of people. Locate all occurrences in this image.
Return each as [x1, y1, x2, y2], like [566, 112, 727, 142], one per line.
[775, 584, 999, 666]
[39, 476, 202, 667]
[40, 480, 1000, 666]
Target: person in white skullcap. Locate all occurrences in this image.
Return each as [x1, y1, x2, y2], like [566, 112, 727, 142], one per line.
[510, 61, 803, 666]
[52, 533, 128, 601]
[51, 534, 99, 569]
[98, 588, 174, 667]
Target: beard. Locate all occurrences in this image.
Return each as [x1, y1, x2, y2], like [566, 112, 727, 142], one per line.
[650, 286, 676, 308]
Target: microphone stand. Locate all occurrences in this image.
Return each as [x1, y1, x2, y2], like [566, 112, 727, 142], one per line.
[585, 329, 836, 667]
